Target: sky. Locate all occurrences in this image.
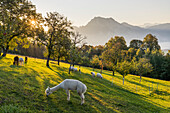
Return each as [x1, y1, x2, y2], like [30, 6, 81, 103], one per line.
[30, 0, 170, 27]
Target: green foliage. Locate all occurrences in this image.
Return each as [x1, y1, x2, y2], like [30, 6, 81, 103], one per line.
[142, 34, 161, 52]
[70, 46, 80, 65]
[91, 55, 100, 68]
[136, 48, 143, 58]
[9, 37, 30, 51]
[52, 34, 71, 65]
[105, 36, 127, 50]
[149, 50, 170, 80]
[35, 12, 72, 67]
[132, 58, 153, 76]
[130, 39, 143, 49]
[116, 61, 131, 77]
[70, 32, 86, 65]
[127, 48, 136, 60]
[102, 36, 128, 71]
[0, 0, 39, 56]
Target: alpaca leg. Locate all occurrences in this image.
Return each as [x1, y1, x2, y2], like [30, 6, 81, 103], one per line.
[78, 91, 85, 105]
[80, 94, 85, 105]
[66, 90, 70, 101]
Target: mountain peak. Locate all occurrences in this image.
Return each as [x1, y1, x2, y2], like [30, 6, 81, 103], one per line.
[85, 16, 120, 28]
[93, 16, 115, 21]
[89, 16, 117, 23]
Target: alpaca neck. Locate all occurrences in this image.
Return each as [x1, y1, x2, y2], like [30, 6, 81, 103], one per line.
[50, 84, 61, 92]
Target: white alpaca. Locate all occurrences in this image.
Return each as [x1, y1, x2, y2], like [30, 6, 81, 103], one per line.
[73, 67, 77, 72]
[97, 73, 103, 79]
[69, 66, 74, 71]
[45, 79, 87, 105]
[91, 72, 95, 77]
[70, 66, 74, 70]
[19, 57, 24, 66]
[69, 66, 78, 72]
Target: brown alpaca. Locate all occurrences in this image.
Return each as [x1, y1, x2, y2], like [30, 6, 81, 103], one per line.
[13, 56, 19, 66]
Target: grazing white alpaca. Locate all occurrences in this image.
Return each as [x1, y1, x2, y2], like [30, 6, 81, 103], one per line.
[69, 66, 74, 71]
[97, 73, 103, 79]
[19, 57, 24, 66]
[73, 67, 77, 72]
[91, 72, 95, 77]
[69, 66, 78, 72]
[45, 79, 87, 105]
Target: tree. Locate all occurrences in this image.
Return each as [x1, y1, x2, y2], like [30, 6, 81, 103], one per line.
[149, 50, 169, 80]
[115, 61, 131, 85]
[134, 58, 153, 82]
[78, 45, 93, 66]
[35, 12, 72, 67]
[0, 0, 38, 56]
[70, 32, 86, 66]
[91, 55, 100, 70]
[160, 55, 170, 80]
[142, 34, 160, 52]
[52, 32, 71, 65]
[94, 45, 104, 56]
[128, 48, 136, 60]
[136, 48, 143, 59]
[105, 36, 127, 50]
[102, 36, 127, 75]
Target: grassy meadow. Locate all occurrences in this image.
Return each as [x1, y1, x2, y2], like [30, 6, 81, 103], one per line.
[0, 54, 169, 113]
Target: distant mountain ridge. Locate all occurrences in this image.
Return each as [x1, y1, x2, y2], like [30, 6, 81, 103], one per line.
[147, 23, 170, 30]
[74, 17, 170, 49]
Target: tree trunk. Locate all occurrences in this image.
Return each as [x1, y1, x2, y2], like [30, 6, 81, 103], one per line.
[123, 76, 125, 85]
[113, 70, 114, 76]
[79, 65, 81, 73]
[2, 45, 9, 57]
[2, 50, 7, 57]
[68, 67, 70, 74]
[100, 65, 103, 74]
[58, 56, 60, 65]
[140, 75, 142, 83]
[68, 64, 71, 74]
[46, 53, 51, 67]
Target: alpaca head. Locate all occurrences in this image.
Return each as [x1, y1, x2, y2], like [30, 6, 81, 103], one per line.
[45, 86, 52, 97]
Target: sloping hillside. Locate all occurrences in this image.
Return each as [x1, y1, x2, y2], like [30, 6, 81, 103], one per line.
[0, 54, 169, 112]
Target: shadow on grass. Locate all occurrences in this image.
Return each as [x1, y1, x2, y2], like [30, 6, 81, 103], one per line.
[142, 78, 170, 87]
[0, 56, 3, 60]
[9, 65, 24, 68]
[153, 90, 170, 96]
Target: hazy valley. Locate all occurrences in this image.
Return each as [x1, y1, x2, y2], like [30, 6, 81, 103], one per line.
[74, 17, 170, 49]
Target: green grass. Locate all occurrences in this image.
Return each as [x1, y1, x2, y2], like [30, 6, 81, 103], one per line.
[0, 54, 169, 113]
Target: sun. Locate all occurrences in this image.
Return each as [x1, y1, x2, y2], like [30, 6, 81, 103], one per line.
[31, 20, 36, 25]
